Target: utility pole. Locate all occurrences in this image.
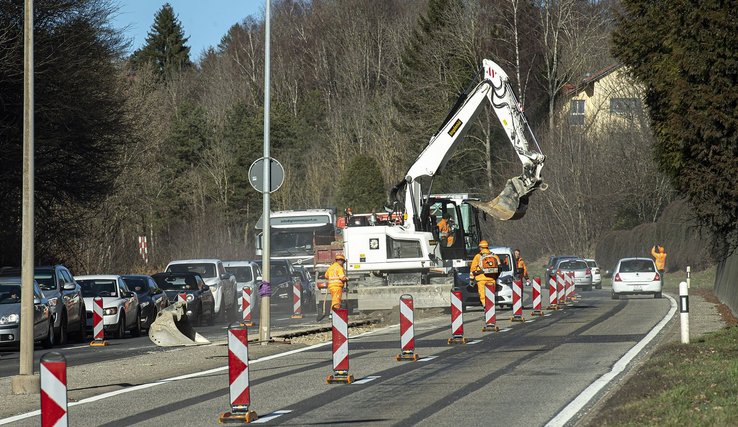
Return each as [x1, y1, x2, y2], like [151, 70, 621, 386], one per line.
[259, 0, 272, 345]
[12, 0, 39, 395]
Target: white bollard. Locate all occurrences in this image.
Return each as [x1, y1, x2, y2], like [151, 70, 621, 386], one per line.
[679, 281, 689, 344]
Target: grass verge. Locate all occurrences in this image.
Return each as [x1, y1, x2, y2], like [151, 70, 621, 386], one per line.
[590, 325, 738, 426]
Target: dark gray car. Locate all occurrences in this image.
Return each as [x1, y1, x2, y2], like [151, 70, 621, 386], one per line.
[0, 265, 86, 345]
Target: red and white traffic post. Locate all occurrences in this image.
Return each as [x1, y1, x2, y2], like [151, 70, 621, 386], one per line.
[291, 281, 303, 319]
[396, 294, 419, 361]
[40, 352, 68, 427]
[547, 275, 558, 310]
[89, 296, 107, 347]
[137, 235, 149, 264]
[482, 283, 499, 332]
[219, 325, 258, 423]
[448, 290, 467, 344]
[531, 277, 544, 316]
[511, 280, 525, 322]
[327, 307, 354, 383]
[565, 272, 574, 305]
[557, 271, 566, 310]
[177, 293, 187, 304]
[241, 287, 254, 327]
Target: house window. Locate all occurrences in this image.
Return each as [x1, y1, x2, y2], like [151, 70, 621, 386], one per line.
[610, 98, 641, 115]
[569, 100, 585, 125]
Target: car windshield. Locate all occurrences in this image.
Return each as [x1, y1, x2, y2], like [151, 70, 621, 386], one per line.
[585, 260, 597, 268]
[167, 263, 216, 279]
[560, 260, 588, 270]
[255, 261, 290, 278]
[0, 284, 22, 304]
[78, 280, 119, 298]
[33, 270, 55, 291]
[620, 260, 655, 273]
[494, 254, 512, 272]
[225, 267, 252, 283]
[153, 275, 198, 291]
[122, 277, 149, 295]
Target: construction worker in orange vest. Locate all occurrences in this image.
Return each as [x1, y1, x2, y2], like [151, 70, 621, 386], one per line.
[651, 245, 667, 285]
[514, 248, 529, 286]
[325, 253, 349, 310]
[470, 240, 500, 306]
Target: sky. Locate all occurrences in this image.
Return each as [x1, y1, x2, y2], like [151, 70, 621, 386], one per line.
[111, 1, 264, 58]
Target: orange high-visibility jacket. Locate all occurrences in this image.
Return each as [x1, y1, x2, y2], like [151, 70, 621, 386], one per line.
[516, 257, 528, 279]
[651, 246, 667, 270]
[325, 262, 348, 288]
[471, 249, 499, 282]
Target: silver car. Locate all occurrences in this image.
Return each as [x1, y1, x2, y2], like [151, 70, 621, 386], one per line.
[223, 261, 262, 314]
[166, 259, 238, 321]
[557, 258, 593, 291]
[0, 278, 54, 348]
[584, 259, 602, 289]
[77, 275, 141, 339]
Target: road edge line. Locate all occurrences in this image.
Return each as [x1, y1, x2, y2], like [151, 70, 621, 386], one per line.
[544, 294, 677, 427]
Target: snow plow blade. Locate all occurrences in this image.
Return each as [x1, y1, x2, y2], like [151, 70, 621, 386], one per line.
[471, 176, 530, 221]
[148, 302, 210, 347]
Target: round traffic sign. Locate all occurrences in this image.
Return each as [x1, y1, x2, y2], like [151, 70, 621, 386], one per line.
[248, 157, 285, 193]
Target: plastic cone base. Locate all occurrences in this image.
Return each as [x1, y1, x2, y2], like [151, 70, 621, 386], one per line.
[218, 410, 257, 424]
[511, 315, 525, 322]
[447, 336, 468, 345]
[396, 353, 419, 361]
[482, 325, 499, 332]
[326, 373, 354, 384]
[90, 340, 108, 347]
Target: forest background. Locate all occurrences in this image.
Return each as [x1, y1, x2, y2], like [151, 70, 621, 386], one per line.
[3, 0, 734, 274]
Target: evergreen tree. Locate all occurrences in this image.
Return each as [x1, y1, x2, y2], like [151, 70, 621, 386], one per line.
[336, 155, 386, 213]
[131, 3, 192, 79]
[613, 0, 738, 253]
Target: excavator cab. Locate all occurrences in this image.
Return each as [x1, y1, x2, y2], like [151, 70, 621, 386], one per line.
[420, 195, 484, 261]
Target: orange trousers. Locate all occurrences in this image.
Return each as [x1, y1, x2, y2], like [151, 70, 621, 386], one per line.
[329, 286, 343, 310]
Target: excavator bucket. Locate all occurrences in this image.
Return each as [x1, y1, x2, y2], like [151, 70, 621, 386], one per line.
[471, 177, 530, 221]
[148, 302, 210, 347]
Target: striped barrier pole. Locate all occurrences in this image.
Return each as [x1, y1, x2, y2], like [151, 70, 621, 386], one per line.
[327, 307, 354, 383]
[531, 277, 544, 316]
[547, 275, 558, 310]
[241, 288, 253, 327]
[396, 294, 419, 361]
[679, 281, 690, 344]
[565, 272, 574, 306]
[482, 283, 499, 332]
[291, 281, 303, 319]
[448, 290, 467, 344]
[89, 297, 107, 347]
[177, 293, 187, 304]
[219, 325, 258, 423]
[557, 272, 566, 310]
[511, 280, 525, 322]
[40, 352, 68, 427]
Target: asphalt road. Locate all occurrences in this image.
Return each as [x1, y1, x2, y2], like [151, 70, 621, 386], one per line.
[2, 288, 674, 426]
[0, 303, 319, 378]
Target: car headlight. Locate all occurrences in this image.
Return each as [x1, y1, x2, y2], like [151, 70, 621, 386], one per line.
[0, 314, 19, 325]
[103, 307, 118, 315]
[186, 294, 194, 302]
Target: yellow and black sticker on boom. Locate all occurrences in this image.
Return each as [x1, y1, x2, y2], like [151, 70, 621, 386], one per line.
[448, 119, 463, 137]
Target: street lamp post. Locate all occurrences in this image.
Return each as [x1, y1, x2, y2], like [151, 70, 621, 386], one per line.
[259, 0, 272, 345]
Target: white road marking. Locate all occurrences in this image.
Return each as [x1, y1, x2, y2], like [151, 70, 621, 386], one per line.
[352, 375, 380, 385]
[467, 340, 482, 345]
[544, 313, 552, 317]
[60, 345, 88, 350]
[251, 409, 292, 424]
[275, 317, 291, 321]
[545, 294, 677, 427]
[499, 328, 512, 333]
[525, 320, 536, 323]
[418, 356, 438, 362]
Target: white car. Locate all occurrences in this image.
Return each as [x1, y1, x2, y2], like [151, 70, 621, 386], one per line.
[76, 275, 141, 338]
[611, 258, 662, 299]
[584, 259, 602, 289]
[223, 260, 262, 314]
[166, 259, 238, 320]
[490, 247, 516, 308]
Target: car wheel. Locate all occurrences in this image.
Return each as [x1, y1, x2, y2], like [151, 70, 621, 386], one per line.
[70, 306, 87, 342]
[57, 312, 68, 346]
[42, 321, 55, 349]
[114, 314, 125, 339]
[654, 292, 662, 299]
[611, 292, 620, 300]
[596, 284, 602, 290]
[131, 311, 142, 337]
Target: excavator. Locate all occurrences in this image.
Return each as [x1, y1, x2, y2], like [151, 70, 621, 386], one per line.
[342, 59, 546, 311]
